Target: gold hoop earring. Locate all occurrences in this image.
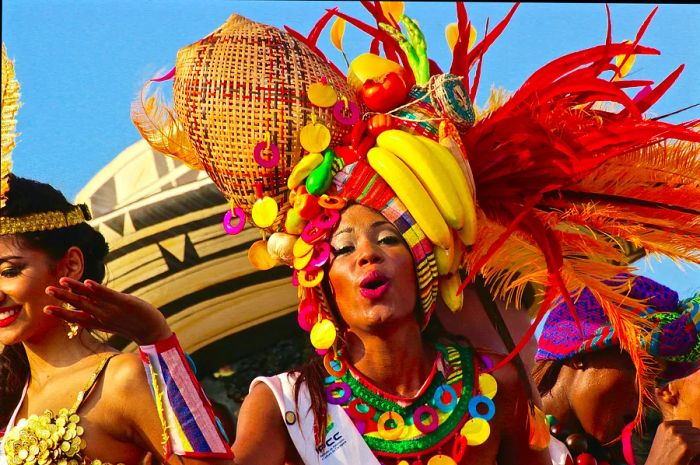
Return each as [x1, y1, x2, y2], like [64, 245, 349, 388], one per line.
[61, 302, 80, 339]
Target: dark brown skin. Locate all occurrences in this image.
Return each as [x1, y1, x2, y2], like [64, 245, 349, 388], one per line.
[0, 238, 231, 465]
[541, 348, 638, 463]
[232, 205, 549, 465]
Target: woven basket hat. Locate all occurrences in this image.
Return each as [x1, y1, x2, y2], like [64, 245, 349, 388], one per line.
[172, 15, 357, 232]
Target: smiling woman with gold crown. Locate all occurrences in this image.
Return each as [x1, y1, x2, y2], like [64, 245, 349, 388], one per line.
[0, 45, 235, 464]
[43, 2, 700, 465]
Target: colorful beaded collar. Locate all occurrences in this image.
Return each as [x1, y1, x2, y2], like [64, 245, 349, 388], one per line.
[323, 345, 498, 465]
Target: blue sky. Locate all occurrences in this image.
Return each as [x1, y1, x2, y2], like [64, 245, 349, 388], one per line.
[3, 1, 699, 297]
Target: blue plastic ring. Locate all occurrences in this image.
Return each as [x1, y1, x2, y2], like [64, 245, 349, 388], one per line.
[433, 384, 458, 413]
[468, 395, 495, 421]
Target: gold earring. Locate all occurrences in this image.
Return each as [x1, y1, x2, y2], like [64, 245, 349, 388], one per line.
[61, 302, 80, 339]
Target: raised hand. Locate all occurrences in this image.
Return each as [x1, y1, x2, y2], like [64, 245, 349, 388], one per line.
[45, 278, 173, 345]
[644, 420, 700, 465]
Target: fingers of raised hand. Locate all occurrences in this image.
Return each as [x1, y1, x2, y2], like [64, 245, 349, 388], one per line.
[45, 284, 105, 317]
[43, 305, 109, 332]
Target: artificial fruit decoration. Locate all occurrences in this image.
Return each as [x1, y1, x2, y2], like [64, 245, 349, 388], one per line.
[359, 71, 408, 113]
[367, 114, 397, 137]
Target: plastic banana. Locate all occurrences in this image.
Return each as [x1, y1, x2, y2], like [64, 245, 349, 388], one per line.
[439, 136, 476, 200]
[434, 238, 455, 276]
[376, 130, 464, 230]
[367, 146, 452, 250]
[416, 135, 478, 246]
[287, 152, 324, 189]
[439, 272, 463, 312]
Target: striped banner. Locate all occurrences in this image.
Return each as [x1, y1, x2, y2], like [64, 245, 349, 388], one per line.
[139, 333, 234, 459]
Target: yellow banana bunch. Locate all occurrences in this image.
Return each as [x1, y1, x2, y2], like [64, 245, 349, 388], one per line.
[367, 146, 452, 250]
[376, 130, 464, 230]
[287, 152, 324, 189]
[415, 135, 477, 246]
[439, 272, 463, 312]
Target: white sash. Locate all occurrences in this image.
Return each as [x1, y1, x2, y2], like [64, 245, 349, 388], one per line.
[251, 374, 381, 465]
[0, 381, 28, 465]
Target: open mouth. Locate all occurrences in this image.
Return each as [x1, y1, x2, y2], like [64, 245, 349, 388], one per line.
[359, 272, 391, 299]
[0, 305, 22, 328]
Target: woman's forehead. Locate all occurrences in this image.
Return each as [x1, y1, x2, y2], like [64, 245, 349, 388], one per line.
[0, 236, 47, 262]
[335, 205, 394, 234]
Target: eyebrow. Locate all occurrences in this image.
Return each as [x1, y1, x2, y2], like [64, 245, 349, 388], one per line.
[0, 255, 23, 263]
[332, 220, 392, 239]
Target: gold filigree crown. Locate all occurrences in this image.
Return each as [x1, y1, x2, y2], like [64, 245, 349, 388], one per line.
[0, 204, 90, 235]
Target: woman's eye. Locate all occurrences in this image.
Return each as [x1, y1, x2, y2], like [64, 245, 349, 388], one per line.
[331, 245, 354, 256]
[0, 266, 21, 278]
[379, 235, 401, 246]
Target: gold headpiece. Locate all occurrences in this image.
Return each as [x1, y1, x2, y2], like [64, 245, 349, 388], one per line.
[0, 204, 91, 235]
[1, 43, 21, 209]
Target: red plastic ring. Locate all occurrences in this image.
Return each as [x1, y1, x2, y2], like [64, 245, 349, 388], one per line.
[348, 398, 376, 422]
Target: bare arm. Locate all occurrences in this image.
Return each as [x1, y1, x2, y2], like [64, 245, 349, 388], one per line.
[232, 382, 291, 465]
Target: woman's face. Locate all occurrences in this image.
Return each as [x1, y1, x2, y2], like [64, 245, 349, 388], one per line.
[568, 349, 639, 443]
[328, 205, 418, 333]
[0, 237, 64, 345]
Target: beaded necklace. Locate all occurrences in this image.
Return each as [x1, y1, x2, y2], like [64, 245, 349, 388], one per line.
[323, 344, 498, 465]
[547, 415, 624, 465]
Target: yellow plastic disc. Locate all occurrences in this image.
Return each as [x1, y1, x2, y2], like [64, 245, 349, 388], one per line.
[376, 411, 405, 440]
[293, 237, 314, 258]
[251, 196, 279, 229]
[478, 373, 498, 399]
[461, 417, 490, 446]
[308, 82, 338, 108]
[298, 269, 324, 288]
[310, 319, 336, 350]
[427, 455, 458, 465]
[293, 250, 313, 271]
[300, 122, 331, 153]
[248, 239, 278, 270]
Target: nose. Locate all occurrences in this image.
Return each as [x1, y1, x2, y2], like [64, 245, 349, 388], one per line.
[356, 238, 383, 267]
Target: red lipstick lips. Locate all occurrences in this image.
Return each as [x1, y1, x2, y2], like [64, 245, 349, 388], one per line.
[0, 305, 21, 328]
[359, 271, 391, 299]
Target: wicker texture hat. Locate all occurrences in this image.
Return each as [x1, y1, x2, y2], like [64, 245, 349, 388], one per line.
[170, 15, 357, 232]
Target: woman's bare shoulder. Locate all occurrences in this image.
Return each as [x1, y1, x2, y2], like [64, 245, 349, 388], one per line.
[102, 352, 149, 391]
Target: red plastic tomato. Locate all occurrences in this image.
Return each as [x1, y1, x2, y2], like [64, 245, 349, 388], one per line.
[359, 72, 408, 112]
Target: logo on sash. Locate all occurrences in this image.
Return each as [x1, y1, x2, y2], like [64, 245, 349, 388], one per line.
[317, 414, 347, 460]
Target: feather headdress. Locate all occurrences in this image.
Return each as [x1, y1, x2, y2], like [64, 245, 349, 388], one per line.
[1, 43, 21, 209]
